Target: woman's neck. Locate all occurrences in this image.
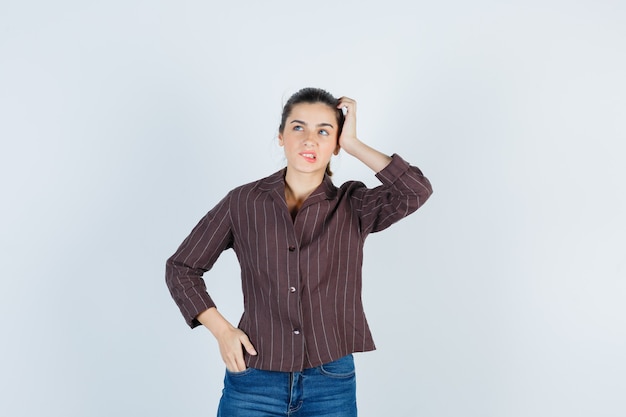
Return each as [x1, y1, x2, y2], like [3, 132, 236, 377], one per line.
[284, 169, 324, 220]
[284, 169, 324, 199]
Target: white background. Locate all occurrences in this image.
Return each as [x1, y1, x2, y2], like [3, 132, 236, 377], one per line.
[1, 1, 625, 416]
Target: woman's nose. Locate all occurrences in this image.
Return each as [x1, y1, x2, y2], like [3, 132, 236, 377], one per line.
[303, 132, 316, 146]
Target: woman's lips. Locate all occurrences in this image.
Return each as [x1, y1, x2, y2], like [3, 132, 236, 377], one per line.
[299, 152, 317, 163]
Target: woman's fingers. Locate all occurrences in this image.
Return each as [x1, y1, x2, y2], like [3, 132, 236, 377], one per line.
[336, 96, 358, 152]
[219, 328, 257, 372]
[240, 333, 258, 356]
[337, 96, 357, 114]
[231, 334, 257, 371]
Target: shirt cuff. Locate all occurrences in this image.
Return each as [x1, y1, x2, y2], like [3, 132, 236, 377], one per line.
[375, 153, 412, 185]
[184, 293, 217, 329]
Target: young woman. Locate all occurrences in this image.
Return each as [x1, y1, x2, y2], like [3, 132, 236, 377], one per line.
[166, 88, 433, 416]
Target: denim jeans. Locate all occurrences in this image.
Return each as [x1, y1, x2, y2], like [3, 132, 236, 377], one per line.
[217, 354, 357, 417]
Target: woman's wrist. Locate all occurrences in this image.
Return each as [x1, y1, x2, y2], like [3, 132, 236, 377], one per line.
[197, 307, 235, 337]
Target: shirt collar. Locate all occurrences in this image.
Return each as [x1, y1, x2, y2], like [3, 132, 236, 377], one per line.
[257, 168, 338, 202]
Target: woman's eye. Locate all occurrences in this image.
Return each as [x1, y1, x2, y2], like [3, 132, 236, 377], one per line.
[319, 129, 329, 136]
[293, 125, 303, 131]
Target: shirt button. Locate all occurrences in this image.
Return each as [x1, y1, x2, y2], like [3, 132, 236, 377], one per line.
[293, 330, 300, 335]
[289, 287, 296, 293]
[288, 246, 296, 252]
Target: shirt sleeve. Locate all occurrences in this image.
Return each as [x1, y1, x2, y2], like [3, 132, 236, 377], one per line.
[165, 192, 234, 328]
[352, 153, 433, 235]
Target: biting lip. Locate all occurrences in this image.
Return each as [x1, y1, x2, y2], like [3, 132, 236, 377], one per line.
[299, 152, 317, 161]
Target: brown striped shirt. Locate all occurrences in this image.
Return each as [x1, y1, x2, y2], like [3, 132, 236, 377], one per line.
[166, 153, 432, 372]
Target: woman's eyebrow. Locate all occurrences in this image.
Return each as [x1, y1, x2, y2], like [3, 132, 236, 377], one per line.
[290, 120, 335, 129]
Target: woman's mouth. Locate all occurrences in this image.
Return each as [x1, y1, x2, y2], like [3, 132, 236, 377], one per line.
[300, 152, 317, 162]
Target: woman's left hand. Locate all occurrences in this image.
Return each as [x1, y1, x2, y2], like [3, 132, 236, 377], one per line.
[335, 96, 393, 172]
[337, 96, 360, 155]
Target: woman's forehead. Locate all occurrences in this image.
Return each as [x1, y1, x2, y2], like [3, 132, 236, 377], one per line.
[288, 102, 337, 123]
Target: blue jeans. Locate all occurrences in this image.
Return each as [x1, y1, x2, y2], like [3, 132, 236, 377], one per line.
[217, 354, 357, 417]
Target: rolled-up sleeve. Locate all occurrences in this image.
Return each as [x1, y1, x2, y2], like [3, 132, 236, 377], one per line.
[354, 153, 433, 235]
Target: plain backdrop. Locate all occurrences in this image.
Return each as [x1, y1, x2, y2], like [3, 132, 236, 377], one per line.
[1, 1, 625, 416]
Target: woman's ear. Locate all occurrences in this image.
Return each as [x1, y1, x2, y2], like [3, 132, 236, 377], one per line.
[278, 134, 284, 147]
[333, 144, 341, 155]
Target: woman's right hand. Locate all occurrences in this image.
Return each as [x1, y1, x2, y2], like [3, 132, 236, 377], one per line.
[215, 326, 257, 372]
[196, 307, 257, 372]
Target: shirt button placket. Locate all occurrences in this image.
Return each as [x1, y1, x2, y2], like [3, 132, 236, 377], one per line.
[287, 245, 298, 297]
[287, 243, 302, 344]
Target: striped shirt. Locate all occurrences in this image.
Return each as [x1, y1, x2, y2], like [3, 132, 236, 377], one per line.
[166, 154, 433, 372]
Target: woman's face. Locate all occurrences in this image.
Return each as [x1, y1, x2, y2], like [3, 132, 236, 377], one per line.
[279, 102, 340, 177]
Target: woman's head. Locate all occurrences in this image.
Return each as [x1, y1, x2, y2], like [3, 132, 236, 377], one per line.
[278, 88, 344, 176]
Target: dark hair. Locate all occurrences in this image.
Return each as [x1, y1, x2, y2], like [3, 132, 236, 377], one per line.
[279, 88, 344, 176]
